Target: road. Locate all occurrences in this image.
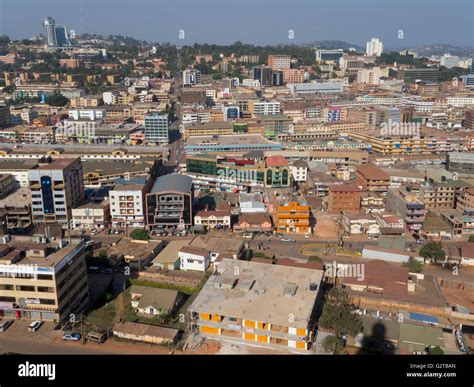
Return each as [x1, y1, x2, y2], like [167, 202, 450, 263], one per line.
[0, 335, 180, 355]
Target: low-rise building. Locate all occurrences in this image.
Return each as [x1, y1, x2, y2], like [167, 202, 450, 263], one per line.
[233, 213, 273, 233]
[188, 259, 324, 351]
[130, 285, 184, 317]
[179, 246, 211, 272]
[274, 201, 311, 234]
[194, 210, 231, 230]
[71, 199, 110, 229]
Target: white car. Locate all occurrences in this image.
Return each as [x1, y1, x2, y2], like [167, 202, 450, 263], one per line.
[28, 321, 43, 332]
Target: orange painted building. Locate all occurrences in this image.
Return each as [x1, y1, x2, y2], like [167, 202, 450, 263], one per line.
[275, 201, 311, 234]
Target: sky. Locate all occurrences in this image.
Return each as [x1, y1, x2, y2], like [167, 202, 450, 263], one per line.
[0, 0, 472, 48]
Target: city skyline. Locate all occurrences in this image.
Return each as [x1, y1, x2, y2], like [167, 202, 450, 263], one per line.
[0, 0, 473, 48]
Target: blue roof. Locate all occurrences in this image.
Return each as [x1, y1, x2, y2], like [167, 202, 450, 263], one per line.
[409, 312, 439, 324]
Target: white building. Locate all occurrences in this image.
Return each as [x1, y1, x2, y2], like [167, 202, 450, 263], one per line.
[253, 101, 281, 115]
[179, 246, 210, 272]
[446, 97, 474, 108]
[357, 67, 389, 85]
[109, 182, 146, 227]
[290, 159, 308, 182]
[440, 54, 460, 69]
[68, 109, 106, 121]
[182, 68, 202, 86]
[71, 200, 110, 229]
[366, 38, 383, 57]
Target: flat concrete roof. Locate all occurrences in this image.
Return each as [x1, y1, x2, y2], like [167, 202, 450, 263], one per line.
[189, 259, 324, 329]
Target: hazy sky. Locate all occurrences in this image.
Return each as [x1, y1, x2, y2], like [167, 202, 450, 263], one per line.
[0, 0, 472, 48]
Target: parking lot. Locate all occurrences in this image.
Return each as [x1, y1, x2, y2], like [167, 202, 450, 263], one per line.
[0, 319, 60, 342]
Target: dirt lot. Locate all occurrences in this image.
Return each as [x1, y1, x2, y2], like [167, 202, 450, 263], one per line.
[313, 212, 339, 240]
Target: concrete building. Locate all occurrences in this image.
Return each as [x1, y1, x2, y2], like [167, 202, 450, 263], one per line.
[179, 246, 211, 272]
[366, 38, 383, 57]
[182, 68, 202, 86]
[268, 55, 291, 70]
[356, 164, 390, 193]
[194, 210, 231, 230]
[327, 184, 361, 214]
[109, 181, 147, 228]
[188, 259, 324, 351]
[0, 240, 89, 321]
[290, 159, 308, 182]
[386, 187, 425, 232]
[144, 112, 169, 144]
[146, 174, 193, 230]
[71, 199, 110, 229]
[28, 159, 84, 226]
[274, 202, 311, 234]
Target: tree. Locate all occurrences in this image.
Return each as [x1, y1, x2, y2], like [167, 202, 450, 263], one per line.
[45, 93, 69, 107]
[429, 346, 444, 355]
[322, 335, 345, 355]
[319, 288, 363, 341]
[419, 241, 446, 263]
[468, 235, 474, 243]
[130, 228, 150, 241]
[401, 259, 423, 273]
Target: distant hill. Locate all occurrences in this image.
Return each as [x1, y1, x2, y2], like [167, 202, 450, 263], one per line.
[400, 44, 473, 58]
[304, 40, 363, 51]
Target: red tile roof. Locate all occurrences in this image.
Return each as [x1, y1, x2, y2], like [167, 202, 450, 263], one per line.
[265, 155, 288, 167]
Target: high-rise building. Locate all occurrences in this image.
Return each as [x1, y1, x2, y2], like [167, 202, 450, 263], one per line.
[42, 17, 71, 48]
[267, 55, 291, 70]
[315, 49, 344, 63]
[252, 65, 273, 87]
[144, 112, 169, 144]
[28, 158, 85, 226]
[54, 25, 71, 47]
[366, 37, 383, 57]
[182, 68, 202, 86]
[43, 17, 57, 47]
[0, 105, 11, 127]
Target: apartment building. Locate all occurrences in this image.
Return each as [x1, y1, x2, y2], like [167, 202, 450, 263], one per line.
[356, 164, 390, 193]
[188, 259, 324, 351]
[183, 121, 234, 139]
[282, 68, 305, 84]
[386, 187, 425, 232]
[457, 187, 474, 212]
[252, 101, 281, 116]
[274, 201, 311, 234]
[268, 55, 291, 70]
[28, 158, 84, 226]
[0, 240, 89, 321]
[145, 174, 193, 230]
[144, 112, 169, 144]
[419, 180, 457, 210]
[290, 159, 308, 182]
[71, 199, 110, 229]
[110, 181, 147, 227]
[327, 184, 362, 214]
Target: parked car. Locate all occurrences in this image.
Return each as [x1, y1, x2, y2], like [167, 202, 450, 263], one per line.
[62, 333, 82, 341]
[86, 331, 107, 344]
[28, 321, 43, 332]
[282, 237, 293, 242]
[0, 319, 13, 332]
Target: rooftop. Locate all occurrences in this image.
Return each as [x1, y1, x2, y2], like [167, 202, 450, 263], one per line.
[189, 258, 324, 329]
[150, 173, 193, 194]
